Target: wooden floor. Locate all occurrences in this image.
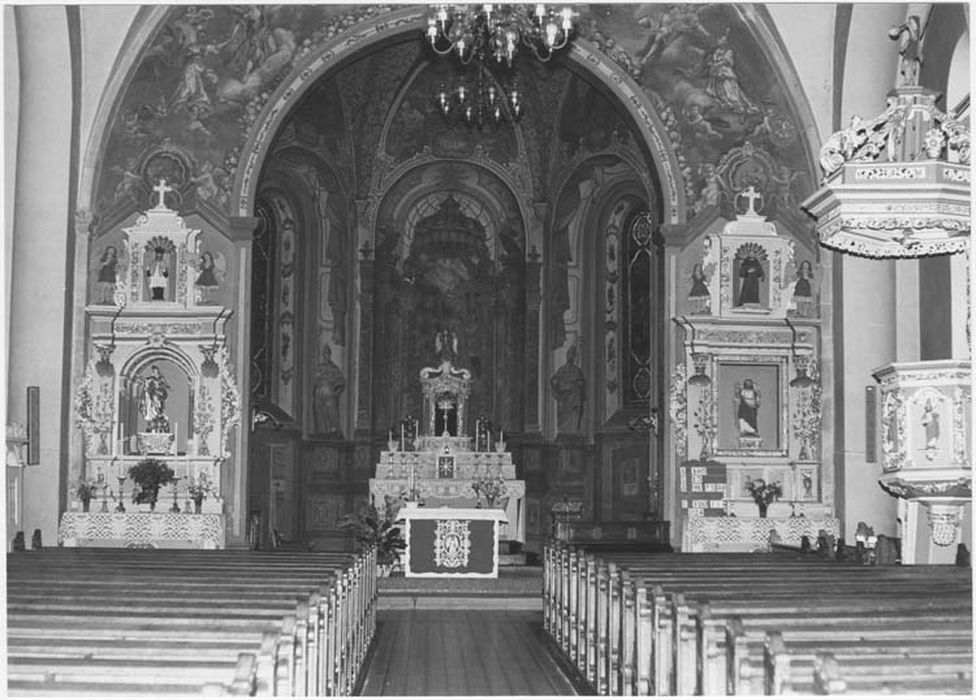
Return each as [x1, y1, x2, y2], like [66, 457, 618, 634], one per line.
[357, 610, 580, 696]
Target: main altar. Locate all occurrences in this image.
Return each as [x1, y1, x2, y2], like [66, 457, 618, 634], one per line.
[369, 339, 526, 563]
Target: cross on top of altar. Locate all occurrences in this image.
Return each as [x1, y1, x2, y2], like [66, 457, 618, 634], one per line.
[736, 185, 764, 217]
[152, 179, 174, 209]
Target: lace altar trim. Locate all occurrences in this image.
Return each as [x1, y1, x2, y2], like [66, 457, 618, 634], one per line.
[59, 512, 226, 549]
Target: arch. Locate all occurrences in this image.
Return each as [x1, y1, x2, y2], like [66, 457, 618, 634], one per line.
[120, 343, 199, 386]
[230, 8, 685, 223]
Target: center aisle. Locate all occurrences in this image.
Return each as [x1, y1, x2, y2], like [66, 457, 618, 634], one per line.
[357, 609, 580, 696]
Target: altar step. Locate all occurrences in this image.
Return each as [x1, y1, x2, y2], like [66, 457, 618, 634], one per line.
[378, 565, 542, 611]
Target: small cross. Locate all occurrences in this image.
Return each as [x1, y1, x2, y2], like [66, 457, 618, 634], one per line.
[739, 186, 763, 216]
[152, 179, 174, 209]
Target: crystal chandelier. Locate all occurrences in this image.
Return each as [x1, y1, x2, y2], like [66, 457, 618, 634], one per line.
[427, 3, 576, 66]
[427, 3, 577, 127]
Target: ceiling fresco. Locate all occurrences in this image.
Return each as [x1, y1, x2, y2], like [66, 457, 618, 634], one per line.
[94, 4, 815, 226]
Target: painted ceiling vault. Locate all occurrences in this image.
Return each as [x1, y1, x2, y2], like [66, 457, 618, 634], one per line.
[94, 3, 817, 230]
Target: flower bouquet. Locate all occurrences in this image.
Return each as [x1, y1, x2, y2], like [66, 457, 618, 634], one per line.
[187, 473, 217, 513]
[746, 478, 783, 518]
[74, 477, 99, 512]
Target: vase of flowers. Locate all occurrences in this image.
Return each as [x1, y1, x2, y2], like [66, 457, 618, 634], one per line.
[75, 477, 98, 512]
[746, 478, 783, 518]
[129, 458, 175, 511]
[472, 475, 507, 508]
[187, 473, 216, 514]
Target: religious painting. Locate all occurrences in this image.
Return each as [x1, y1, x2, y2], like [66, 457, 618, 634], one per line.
[193, 248, 225, 304]
[732, 243, 769, 309]
[715, 360, 786, 456]
[91, 241, 126, 305]
[789, 258, 821, 318]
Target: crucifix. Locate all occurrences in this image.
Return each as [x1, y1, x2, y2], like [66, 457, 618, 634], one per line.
[737, 185, 763, 216]
[153, 179, 174, 209]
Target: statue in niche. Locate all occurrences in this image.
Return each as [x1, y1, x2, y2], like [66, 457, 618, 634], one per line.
[95, 245, 120, 304]
[312, 344, 345, 436]
[146, 247, 170, 301]
[921, 398, 940, 458]
[734, 378, 761, 437]
[551, 345, 586, 435]
[736, 254, 765, 306]
[140, 365, 171, 433]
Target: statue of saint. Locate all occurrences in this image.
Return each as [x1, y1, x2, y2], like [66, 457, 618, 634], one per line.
[140, 365, 171, 433]
[312, 345, 345, 436]
[550, 345, 586, 435]
[736, 255, 764, 306]
[146, 247, 170, 301]
[735, 378, 761, 436]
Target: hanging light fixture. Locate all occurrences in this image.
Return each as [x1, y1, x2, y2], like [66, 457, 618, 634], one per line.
[427, 3, 577, 66]
[427, 4, 576, 128]
[434, 62, 523, 128]
[674, 316, 711, 387]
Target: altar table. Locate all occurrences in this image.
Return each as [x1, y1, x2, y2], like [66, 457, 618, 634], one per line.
[58, 512, 226, 549]
[683, 515, 840, 552]
[397, 505, 507, 578]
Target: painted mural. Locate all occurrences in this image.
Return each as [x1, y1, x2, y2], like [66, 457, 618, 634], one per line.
[95, 4, 815, 226]
[577, 3, 812, 217]
[96, 4, 394, 214]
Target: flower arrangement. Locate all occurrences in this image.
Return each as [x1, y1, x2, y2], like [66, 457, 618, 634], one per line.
[74, 477, 99, 502]
[339, 497, 405, 567]
[472, 474, 507, 507]
[187, 473, 217, 500]
[746, 478, 783, 515]
[129, 458, 175, 507]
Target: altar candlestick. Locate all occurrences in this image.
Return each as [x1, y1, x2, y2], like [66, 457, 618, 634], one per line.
[500, 428, 504, 443]
[400, 432, 404, 451]
[173, 422, 179, 455]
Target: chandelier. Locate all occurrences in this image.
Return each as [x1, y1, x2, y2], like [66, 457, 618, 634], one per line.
[427, 3, 577, 127]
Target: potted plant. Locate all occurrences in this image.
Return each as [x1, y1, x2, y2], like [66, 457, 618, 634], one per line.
[74, 477, 99, 512]
[339, 497, 405, 576]
[746, 478, 783, 518]
[129, 458, 175, 511]
[187, 473, 216, 513]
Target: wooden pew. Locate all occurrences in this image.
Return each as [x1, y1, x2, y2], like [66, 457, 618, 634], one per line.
[542, 542, 972, 697]
[813, 650, 974, 695]
[6, 546, 377, 697]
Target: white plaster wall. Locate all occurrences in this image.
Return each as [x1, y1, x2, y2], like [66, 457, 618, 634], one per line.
[78, 6, 140, 173]
[4, 6, 20, 374]
[836, 4, 911, 541]
[766, 4, 836, 141]
[8, 6, 73, 543]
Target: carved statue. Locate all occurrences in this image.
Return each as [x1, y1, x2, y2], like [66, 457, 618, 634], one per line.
[551, 345, 586, 435]
[140, 365, 171, 433]
[146, 247, 170, 301]
[736, 255, 765, 306]
[312, 345, 345, 436]
[888, 16, 922, 87]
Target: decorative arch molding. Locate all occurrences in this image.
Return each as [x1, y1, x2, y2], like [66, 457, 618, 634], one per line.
[230, 8, 685, 224]
[371, 159, 531, 264]
[120, 343, 199, 385]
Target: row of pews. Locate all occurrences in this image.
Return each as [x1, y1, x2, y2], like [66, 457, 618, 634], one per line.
[6, 546, 377, 696]
[543, 542, 973, 695]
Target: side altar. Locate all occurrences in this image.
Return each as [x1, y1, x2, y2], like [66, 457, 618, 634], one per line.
[61, 182, 241, 550]
[368, 342, 526, 545]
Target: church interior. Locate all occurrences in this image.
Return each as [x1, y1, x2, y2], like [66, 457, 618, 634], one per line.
[3, 2, 972, 697]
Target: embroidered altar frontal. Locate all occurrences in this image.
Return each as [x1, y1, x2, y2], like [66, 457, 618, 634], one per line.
[401, 506, 507, 578]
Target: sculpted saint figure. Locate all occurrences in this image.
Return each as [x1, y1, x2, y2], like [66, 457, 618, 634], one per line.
[551, 345, 586, 435]
[312, 345, 345, 436]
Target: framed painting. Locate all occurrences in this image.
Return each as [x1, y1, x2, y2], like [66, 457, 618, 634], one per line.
[714, 358, 788, 457]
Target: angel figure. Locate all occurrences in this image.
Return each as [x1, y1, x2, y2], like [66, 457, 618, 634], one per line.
[194, 249, 225, 304]
[888, 15, 922, 87]
[770, 165, 802, 213]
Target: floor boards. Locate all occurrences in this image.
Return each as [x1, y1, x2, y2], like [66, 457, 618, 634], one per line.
[358, 609, 579, 696]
